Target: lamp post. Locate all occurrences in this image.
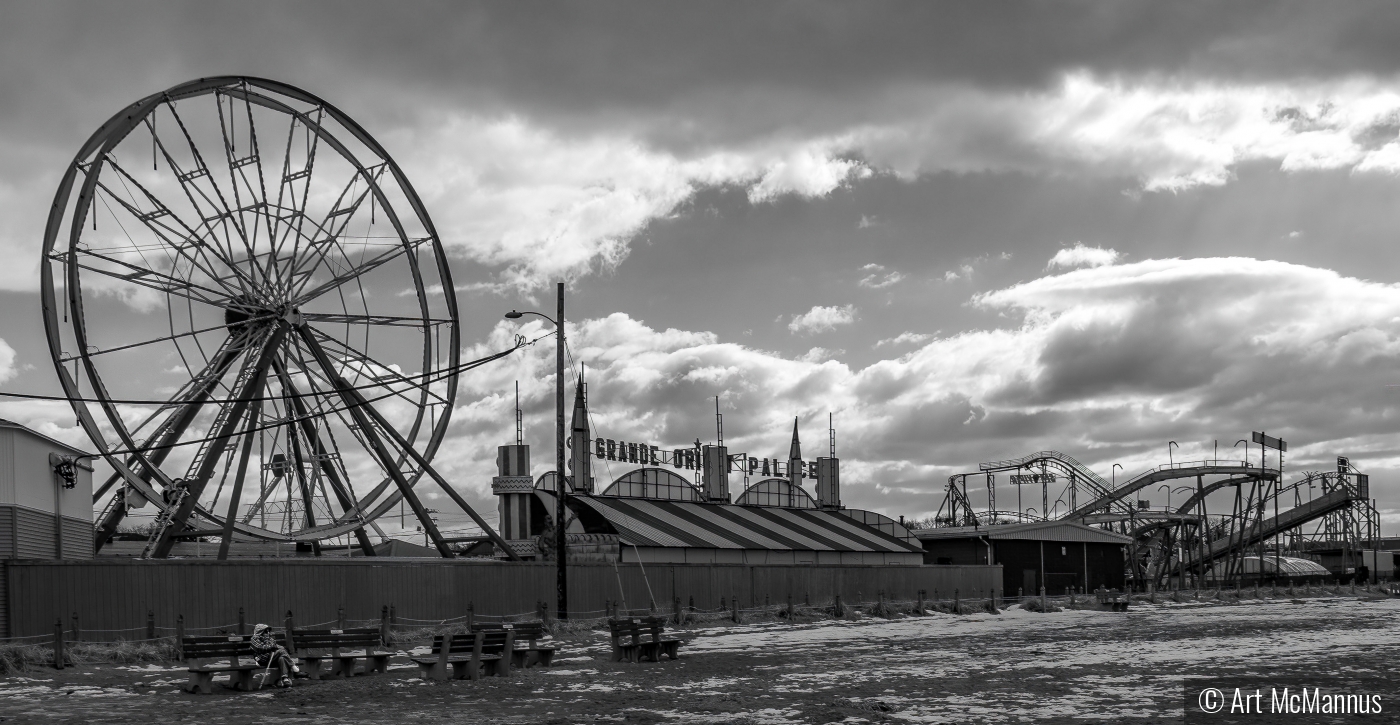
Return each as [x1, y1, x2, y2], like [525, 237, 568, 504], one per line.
[1111, 463, 1122, 488]
[505, 281, 568, 619]
[1168, 441, 1178, 468]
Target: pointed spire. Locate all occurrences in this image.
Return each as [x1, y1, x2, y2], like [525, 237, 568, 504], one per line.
[789, 416, 801, 461]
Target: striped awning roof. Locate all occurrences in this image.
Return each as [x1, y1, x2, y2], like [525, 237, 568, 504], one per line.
[569, 496, 923, 554]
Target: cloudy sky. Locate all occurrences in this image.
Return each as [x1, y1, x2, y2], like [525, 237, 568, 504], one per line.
[2, 1, 1400, 537]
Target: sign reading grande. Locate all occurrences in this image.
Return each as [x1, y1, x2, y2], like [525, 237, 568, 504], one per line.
[1010, 473, 1057, 485]
[583, 437, 818, 479]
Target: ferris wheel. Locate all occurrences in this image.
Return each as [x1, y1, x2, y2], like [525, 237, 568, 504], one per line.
[39, 77, 512, 559]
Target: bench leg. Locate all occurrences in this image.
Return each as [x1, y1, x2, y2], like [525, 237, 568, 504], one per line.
[186, 671, 213, 695]
[662, 643, 680, 660]
[333, 657, 357, 678]
[610, 644, 624, 662]
[367, 655, 390, 675]
[233, 669, 256, 691]
[450, 661, 472, 680]
[539, 650, 554, 667]
[417, 662, 445, 681]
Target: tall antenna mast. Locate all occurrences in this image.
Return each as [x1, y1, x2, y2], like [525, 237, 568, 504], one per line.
[715, 395, 724, 446]
[828, 411, 835, 458]
[515, 381, 522, 446]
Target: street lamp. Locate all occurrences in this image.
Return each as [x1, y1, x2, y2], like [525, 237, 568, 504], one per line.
[505, 281, 569, 620]
[1112, 463, 1123, 488]
[1168, 441, 1178, 467]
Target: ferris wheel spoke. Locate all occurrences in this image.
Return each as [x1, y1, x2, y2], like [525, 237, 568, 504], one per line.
[284, 166, 390, 301]
[301, 312, 449, 328]
[67, 247, 233, 308]
[293, 235, 431, 306]
[300, 326, 446, 407]
[145, 112, 258, 290]
[211, 90, 267, 287]
[96, 153, 252, 297]
[160, 97, 256, 277]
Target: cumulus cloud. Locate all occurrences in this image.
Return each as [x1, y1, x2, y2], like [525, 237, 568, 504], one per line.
[0, 337, 15, 384]
[444, 256, 1400, 517]
[857, 264, 904, 289]
[1047, 243, 1120, 270]
[787, 304, 857, 334]
[395, 117, 868, 292]
[876, 332, 933, 348]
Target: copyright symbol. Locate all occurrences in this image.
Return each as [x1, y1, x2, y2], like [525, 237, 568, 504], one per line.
[1199, 688, 1224, 713]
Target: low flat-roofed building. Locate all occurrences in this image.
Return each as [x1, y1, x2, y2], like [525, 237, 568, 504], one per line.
[0, 418, 94, 560]
[913, 521, 1130, 595]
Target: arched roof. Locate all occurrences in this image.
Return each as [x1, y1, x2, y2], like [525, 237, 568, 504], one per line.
[599, 467, 703, 502]
[735, 478, 816, 509]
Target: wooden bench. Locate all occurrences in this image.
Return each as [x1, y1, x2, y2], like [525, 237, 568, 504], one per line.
[285, 626, 393, 679]
[179, 634, 262, 694]
[607, 616, 687, 662]
[1095, 588, 1131, 611]
[409, 632, 510, 681]
[469, 621, 555, 668]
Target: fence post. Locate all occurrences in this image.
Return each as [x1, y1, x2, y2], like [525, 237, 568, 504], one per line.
[990, 589, 1000, 614]
[71, 612, 81, 643]
[380, 605, 390, 646]
[146, 609, 156, 640]
[337, 606, 346, 630]
[53, 618, 65, 670]
[536, 600, 546, 622]
[804, 591, 810, 606]
[175, 614, 185, 660]
[673, 597, 682, 625]
[466, 602, 474, 630]
[731, 596, 739, 623]
[1017, 587, 1023, 603]
[238, 606, 246, 635]
[786, 593, 793, 622]
[283, 611, 295, 654]
[833, 594, 844, 619]
[688, 595, 695, 614]
[954, 588, 960, 614]
[1040, 586, 1047, 611]
[933, 588, 939, 604]
[917, 589, 924, 615]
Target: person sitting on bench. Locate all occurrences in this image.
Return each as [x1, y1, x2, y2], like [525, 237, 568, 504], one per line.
[251, 624, 308, 688]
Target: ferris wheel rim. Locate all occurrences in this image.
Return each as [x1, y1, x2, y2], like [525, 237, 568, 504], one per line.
[40, 76, 463, 545]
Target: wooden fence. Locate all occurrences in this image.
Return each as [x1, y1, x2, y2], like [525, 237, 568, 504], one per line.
[0, 559, 1000, 641]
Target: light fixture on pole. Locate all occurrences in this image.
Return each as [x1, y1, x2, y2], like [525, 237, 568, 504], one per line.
[504, 281, 569, 620]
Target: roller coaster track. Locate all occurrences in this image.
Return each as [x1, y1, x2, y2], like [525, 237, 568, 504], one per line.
[1181, 486, 1359, 569]
[1068, 461, 1279, 518]
[978, 451, 1280, 518]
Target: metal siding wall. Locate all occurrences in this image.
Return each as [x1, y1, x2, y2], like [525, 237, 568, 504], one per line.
[0, 561, 1000, 639]
[15, 507, 56, 559]
[0, 506, 13, 558]
[60, 517, 92, 559]
[0, 430, 13, 505]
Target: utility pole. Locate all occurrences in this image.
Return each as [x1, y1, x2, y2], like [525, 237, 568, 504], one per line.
[555, 282, 568, 620]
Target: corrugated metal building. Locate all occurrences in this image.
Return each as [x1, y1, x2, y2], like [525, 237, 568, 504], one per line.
[913, 521, 1130, 594]
[0, 418, 94, 560]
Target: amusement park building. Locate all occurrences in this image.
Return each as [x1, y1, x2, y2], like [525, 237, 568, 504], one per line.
[491, 384, 924, 565]
[912, 520, 1130, 595]
[0, 419, 93, 560]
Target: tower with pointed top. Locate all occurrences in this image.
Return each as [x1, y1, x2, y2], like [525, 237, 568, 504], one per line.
[787, 417, 803, 508]
[568, 372, 593, 494]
